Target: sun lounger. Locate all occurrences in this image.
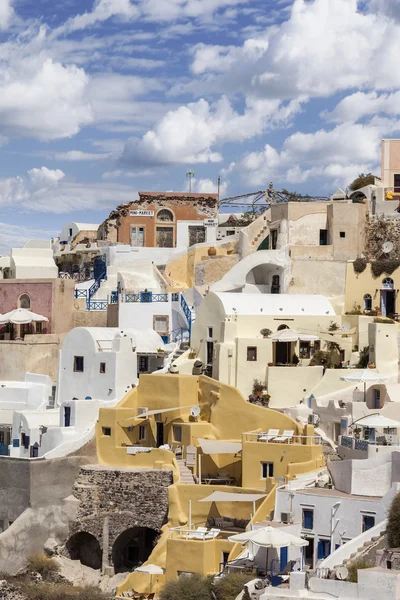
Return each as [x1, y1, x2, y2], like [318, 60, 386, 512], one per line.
[194, 526, 208, 539]
[273, 430, 294, 443]
[258, 429, 280, 442]
[205, 528, 221, 539]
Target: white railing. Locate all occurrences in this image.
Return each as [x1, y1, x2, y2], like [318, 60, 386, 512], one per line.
[315, 519, 387, 577]
[243, 432, 322, 445]
[169, 525, 236, 541]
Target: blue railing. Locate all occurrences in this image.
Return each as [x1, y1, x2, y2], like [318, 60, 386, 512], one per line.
[124, 292, 169, 303]
[168, 327, 189, 343]
[60, 266, 94, 282]
[74, 289, 88, 299]
[87, 300, 108, 311]
[341, 435, 353, 448]
[180, 294, 192, 342]
[355, 439, 369, 451]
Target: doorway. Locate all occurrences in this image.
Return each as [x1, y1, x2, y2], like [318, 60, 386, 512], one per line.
[64, 406, 71, 427]
[275, 342, 291, 364]
[381, 290, 395, 317]
[130, 226, 145, 247]
[156, 422, 164, 447]
[304, 537, 314, 567]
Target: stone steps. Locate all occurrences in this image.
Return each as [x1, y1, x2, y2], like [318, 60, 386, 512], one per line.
[177, 459, 195, 484]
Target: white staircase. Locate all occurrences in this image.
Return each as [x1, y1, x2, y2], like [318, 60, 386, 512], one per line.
[177, 458, 195, 484]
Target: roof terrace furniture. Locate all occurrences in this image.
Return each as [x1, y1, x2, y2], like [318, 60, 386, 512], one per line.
[273, 430, 294, 443]
[258, 429, 280, 442]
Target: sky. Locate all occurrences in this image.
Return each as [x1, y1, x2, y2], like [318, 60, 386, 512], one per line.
[0, 0, 399, 251]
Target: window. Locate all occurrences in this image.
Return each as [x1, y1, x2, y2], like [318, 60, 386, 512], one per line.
[35, 322, 43, 334]
[99, 362, 106, 374]
[319, 229, 328, 245]
[69, 228, 73, 236]
[382, 277, 394, 289]
[395, 174, 400, 192]
[139, 425, 146, 441]
[102, 427, 111, 436]
[313, 340, 321, 352]
[226, 230, 235, 236]
[364, 294, 372, 312]
[208, 327, 213, 339]
[73, 356, 84, 372]
[302, 509, 314, 530]
[154, 315, 169, 334]
[247, 346, 257, 361]
[0, 431, 4, 444]
[189, 225, 206, 247]
[340, 231, 346, 238]
[384, 427, 396, 435]
[139, 356, 149, 373]
[271, 229, 278, 249]
[157, 209, 174, 222]
[362, 514, 375, 532]
[299, 341, 311, 359]
[18, 294, 31, 309]
[261, 462, 274, 479]
[317, 539, 331, 560]
[156, 226, 174, 248]
[173, 426, 182, 442]
[271, 274, 280, 294]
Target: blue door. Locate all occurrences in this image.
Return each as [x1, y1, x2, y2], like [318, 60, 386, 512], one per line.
[94, 257, 106, 280]
[374, 389, 381, 409]
[64, 406, 71, 427]
[280, 547, 288, 572]
[363, 515, 375, 532]
[317, 540, 331, 560]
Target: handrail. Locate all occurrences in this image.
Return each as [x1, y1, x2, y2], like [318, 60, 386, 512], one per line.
[243, 432, 322, 445]
[86, 269, 107, 310]
[180, 294, 192, 342]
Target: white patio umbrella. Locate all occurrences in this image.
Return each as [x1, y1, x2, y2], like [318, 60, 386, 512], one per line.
[340, 369, 390, 402]
[229, 526, 308, 574]
[134, 564, 164, 592]
[353, 414, 400, 429]
[0, 308, 49, 325]
[269, 329, 319, 343]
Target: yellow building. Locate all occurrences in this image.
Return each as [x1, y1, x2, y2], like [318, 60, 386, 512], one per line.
[345, 261, 400, 319]
[96, 374, 324, 596]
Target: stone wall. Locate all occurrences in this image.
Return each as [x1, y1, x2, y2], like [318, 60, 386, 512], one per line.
[68, 465, 172, 565]
[73, 306, 108, 328]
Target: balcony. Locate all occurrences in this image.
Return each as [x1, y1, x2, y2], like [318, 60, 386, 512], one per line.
[243, 431, 322, 445]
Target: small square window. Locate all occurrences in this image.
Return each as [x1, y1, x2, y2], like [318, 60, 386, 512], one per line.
[100, 362, 106, 374]
[247, 346, 257, 361]
[299, 341, 311, 359]
[102, 427, 111, 436]
[139, 425, 146, 441]
[173, 426, 182, 442]
[340, 231, 346, 238]
[74, 356, 84, 372]
[208, 327, 213, 339]
[261, 462, 274, 478]
[362, 514, 375, 532]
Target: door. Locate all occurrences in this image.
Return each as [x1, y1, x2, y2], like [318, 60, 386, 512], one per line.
[386, 290, 395, 316]
[206, 341, 214, 372]
[280, 547, 288, 572]
[94, 257, 106, 280]
[188, 226, 205, 247]
[374, 389, 381, 409]
[305, 537, 314, 567]
[64, 406, 71, 427]
[394, 174, 400, 193]
[156, 226, 174, 248]
[130, 226, 145, 247]
[275, 342, 291, 364]
[334, 422, 341, 442]
[156, 422, 164, 447]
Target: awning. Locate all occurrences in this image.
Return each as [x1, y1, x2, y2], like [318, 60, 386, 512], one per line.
[197, 439, 242, 454]
[199, 492, 267, 503]
[353, 414, 400, 429]
[119, 405, 194, 426]
[269, 329, 319, 343]
[0, 308, 49, 325]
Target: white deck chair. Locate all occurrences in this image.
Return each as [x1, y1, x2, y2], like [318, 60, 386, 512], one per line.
[274, 429, 294, 443]
[261, 428, 280, 442]
[194, 526, 208, 539]
[205, 528, 221, 539]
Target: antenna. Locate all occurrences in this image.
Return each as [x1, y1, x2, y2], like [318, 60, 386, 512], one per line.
[190, 406, 200, 418]
[186, 169, 195, 193]
[382, 241, 394, 254]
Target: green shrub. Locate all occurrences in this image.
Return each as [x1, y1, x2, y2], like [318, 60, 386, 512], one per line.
[349, 173, 376, 191]
[388, 492, 400, 548]
[214, 572, 254, 600]
[252, 379, 265, 395]
[27, 553, 60, 577]
[346, 302, 362, 315]
[347, 557, 373, 583]
[374, 317, 395, 324]
[309, 350, 329, 367]
[159, 574, 212, 600]
[371, 258, 400, 278]
[353, 258, 367, 274]
[356, 346, 369, 368]
[18, 582, 110, 600]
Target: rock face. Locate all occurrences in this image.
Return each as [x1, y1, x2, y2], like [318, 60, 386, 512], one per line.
[66, 465, 172, 571]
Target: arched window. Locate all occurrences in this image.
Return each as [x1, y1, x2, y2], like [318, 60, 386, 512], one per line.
[382, 278, 394, 290]
[157, 209, 174, 222]
[18, 294, 31, 309]
[363, 294, 372, 312]
[277, 324, 289, 331]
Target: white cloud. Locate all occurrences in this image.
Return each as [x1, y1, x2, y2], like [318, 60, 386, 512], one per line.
[54, 150, 110, 161]
[62, 0, 139, 33]
[368, 0, 400, 21]
[325, 91, 400, 123]
[0, 0, 13, 29]
[0, 223, 56, 254]
[184, 0, 400, 100]
[0, 166, 137, 214]
[189, 177, 228, 196]
[239, 120, 397, 188]
[119, 96, 303, 166]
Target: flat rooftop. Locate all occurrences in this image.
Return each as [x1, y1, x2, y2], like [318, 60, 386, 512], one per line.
[296, 487, 382, 501]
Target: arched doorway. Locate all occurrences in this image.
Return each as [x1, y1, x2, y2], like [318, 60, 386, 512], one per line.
[112, 527, 158, 573]
[381, 278, 395, 317]
[275, 324, 291, 365]
[66, 532, 102, 570]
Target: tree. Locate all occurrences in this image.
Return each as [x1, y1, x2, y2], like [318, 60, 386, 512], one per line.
[214, 572, 255, 600]
[349, 173, 377, 191]
[159, 574, 212, 600]
[388, 492, 400, 548]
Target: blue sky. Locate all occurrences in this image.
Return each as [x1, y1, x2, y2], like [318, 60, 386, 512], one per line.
[0, 0, 399, 251]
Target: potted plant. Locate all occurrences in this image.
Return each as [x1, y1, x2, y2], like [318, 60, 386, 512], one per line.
[368, 362, 376, 369]
[354, 427, 362, 439]
[375, 306, 381, 316]
[252, 379, 265, 397]
[260, 328, 272, 338]
[188, 351, 197, 359]
[292, 353, 300, 366]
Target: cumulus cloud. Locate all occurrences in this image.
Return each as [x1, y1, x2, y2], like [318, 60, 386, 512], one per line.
[0, 0, 13, 29]
[239, 120, 397, 188]
[0, 166, 137, 214]
[119, 96, 303, 167]
[0, 223, 56, 254]
[325, 91, 400, 123]
[54, 151, 110, 161]
[183, 0, 400, 100]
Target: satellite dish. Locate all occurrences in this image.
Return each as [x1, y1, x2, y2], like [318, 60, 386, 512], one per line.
[335, 566, 349, 580]
[382, 241, 394, 254]
[342, 322, 351, 331]
[190, 406, 201, 418]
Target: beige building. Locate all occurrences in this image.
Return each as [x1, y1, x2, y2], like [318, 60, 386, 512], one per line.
[382, 139, 400, 191]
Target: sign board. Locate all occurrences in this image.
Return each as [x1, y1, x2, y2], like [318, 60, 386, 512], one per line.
[130, 210, 154, 217]
[186, 444, 197, 467]
[204, 218, 218, 227]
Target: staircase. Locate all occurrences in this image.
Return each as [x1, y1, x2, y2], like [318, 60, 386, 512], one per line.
[177, 458, 195, 484]
[239, 209, 271, 258]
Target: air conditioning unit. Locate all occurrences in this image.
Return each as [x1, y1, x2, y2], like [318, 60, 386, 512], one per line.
[137, 407, 148, 416]
[281, 511, 293, 524]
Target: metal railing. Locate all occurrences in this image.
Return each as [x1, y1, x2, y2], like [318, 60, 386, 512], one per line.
[74, 289, 88, 299]
[60, 266, 94, 282]
[123, 292, 169, 303]
[340, 435, 400, 449]
[243, 432, 322, 445]
[87, 300, 108, 311]
[169, 525, 237, 541]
